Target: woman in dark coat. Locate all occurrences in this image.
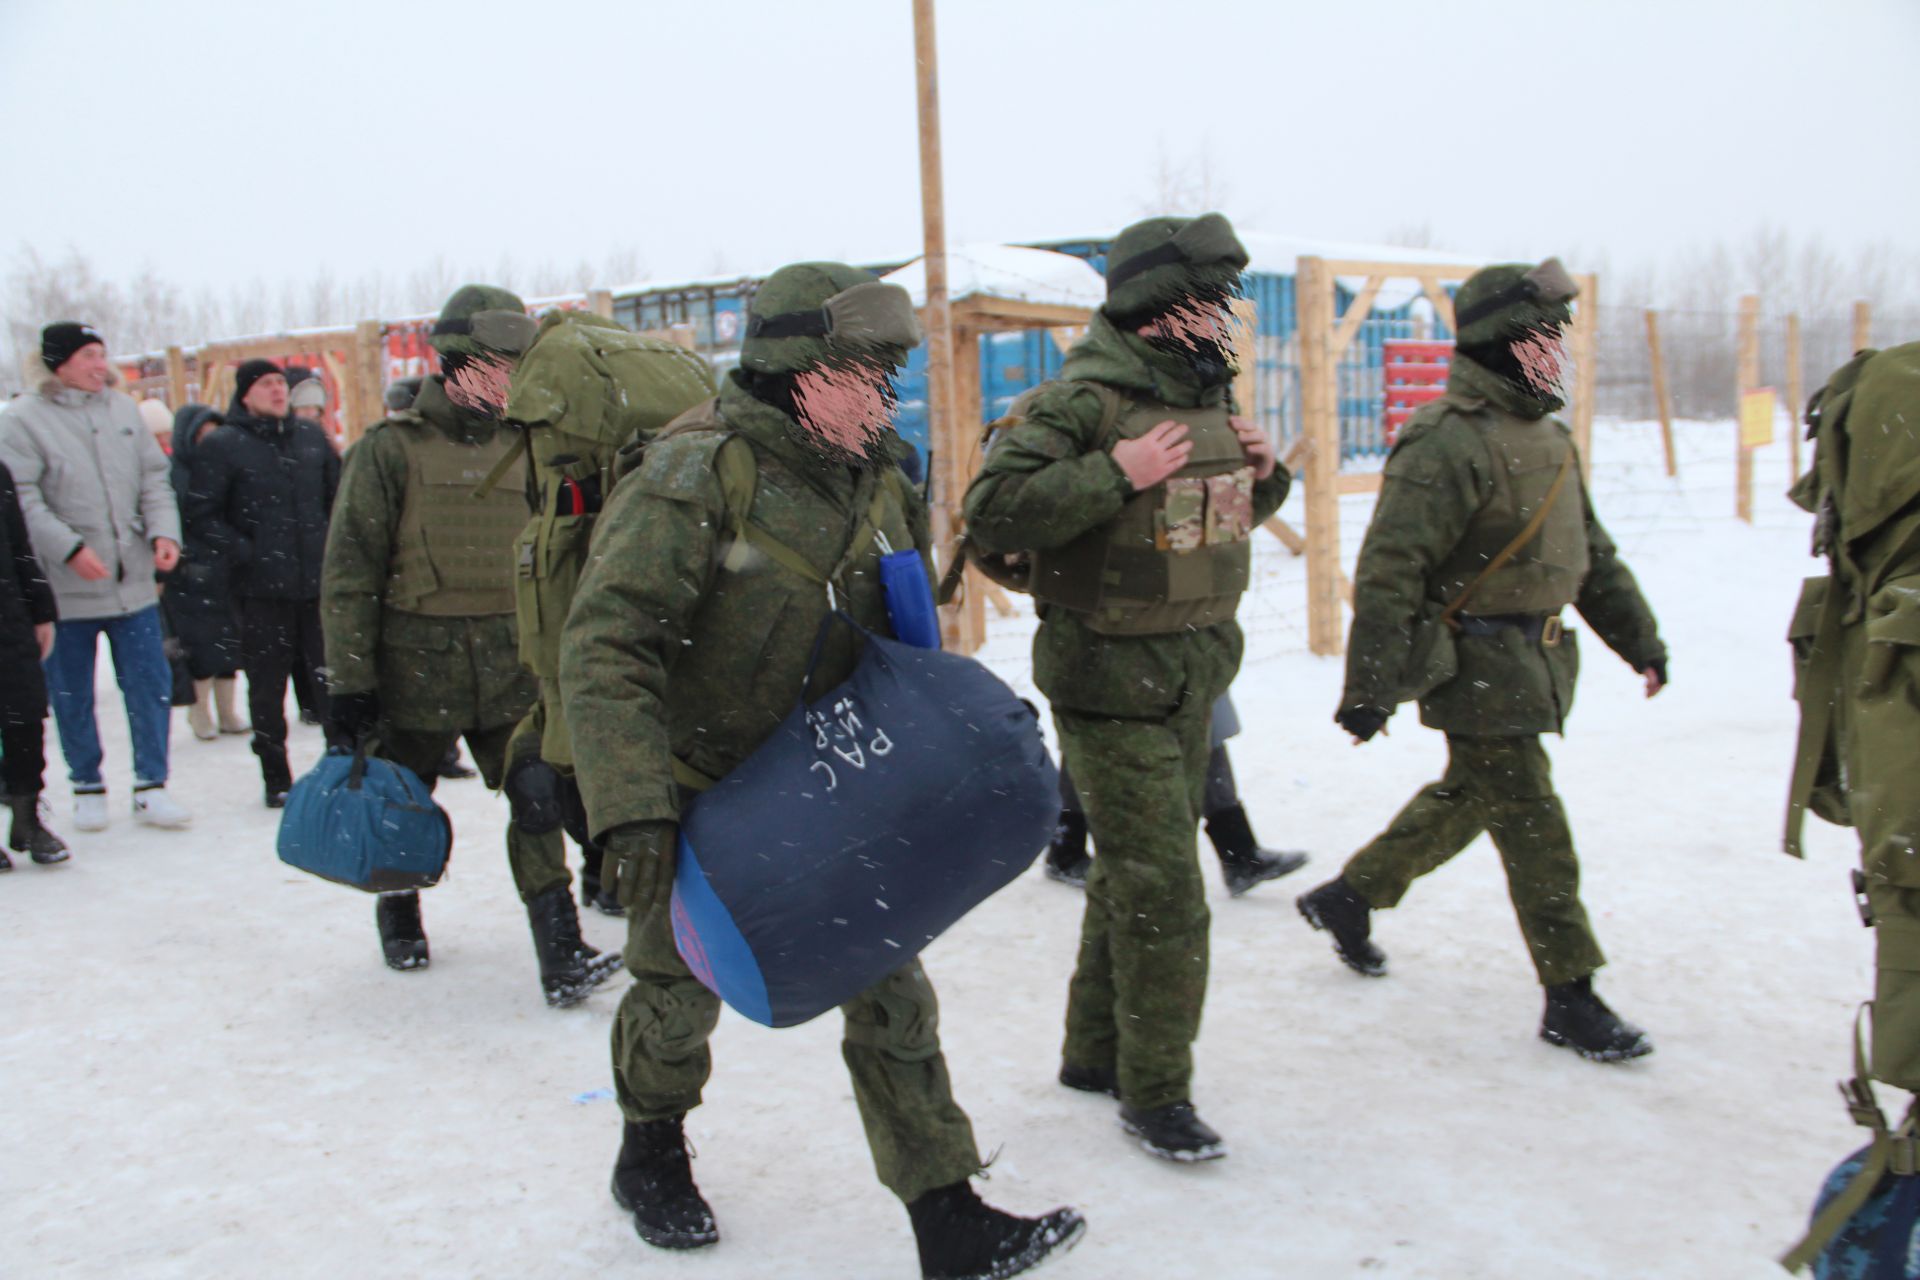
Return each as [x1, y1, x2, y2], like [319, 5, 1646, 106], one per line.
[165, 404, 247, 741]
[0, 460, 68, 865]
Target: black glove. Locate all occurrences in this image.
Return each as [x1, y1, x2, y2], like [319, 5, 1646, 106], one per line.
[1335, 702, 1391, 743]
[327, 690, 381, 742]
[605, 821, 678, 915]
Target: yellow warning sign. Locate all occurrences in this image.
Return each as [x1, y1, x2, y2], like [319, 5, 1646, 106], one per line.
[1740, 388, 1777, 449]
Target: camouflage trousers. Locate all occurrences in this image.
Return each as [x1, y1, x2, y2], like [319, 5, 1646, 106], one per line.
[379, 723, 571, 903]
[1340, 734, 1606, 988]
[612, 904, 982, 1204]
[1057, 698, 1214, 1112]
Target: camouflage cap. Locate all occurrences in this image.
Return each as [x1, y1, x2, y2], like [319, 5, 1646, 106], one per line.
[1452, 258, 1578, 347]
[1104, 213, 1249, 324]
[739, 262, 920, 376]
[429, 284, 534, 360]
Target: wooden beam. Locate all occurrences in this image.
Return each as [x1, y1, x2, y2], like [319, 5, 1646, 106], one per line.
[1315, 260, 1478, 283]
[586, 289, 615, 320]
[1335, 567, 1355, 609]
[1568, 272, 1598, 479]
[1419, 277, 1457, 336]
[1337, 472, 1384, 496]
[1785, 313, 1804, 482]
[981, 580, 1016, 618]
[196, 330, 358, 363]
[1048, 326, 1086, 354]
[950, 296, 1093, 332]
[1644, 310, 1677, 478]
[1329, 275, 1386, 357]
[1853, 300, 1873, 353]
[1736, 294, 1760, 524]
[1230, 296, 1258, 422]
[1299, 256, 1344, 657]
[1262, 516, 1306, 555]
[949, 322, 986, 649]
[165, 345, 188, 411]
[348, 320, 385, 448]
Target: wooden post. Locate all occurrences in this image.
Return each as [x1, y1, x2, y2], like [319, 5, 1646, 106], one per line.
[1736, 294, 1760, 524]
[347, 320, 385, 447]
[1853, 300, 1873, 353]
[913, 0, 972, 652]
[1230, 296, 1258, 424]
[1643, 311, 1677, 478]
[1568, 272, 1598, 477]
[1785, 312, 1804, 482]
[165, 345, 189, 412]
[587, 289, 615, 321]
[949, 318, 987, 645]
[1299, 256, 1343, 657]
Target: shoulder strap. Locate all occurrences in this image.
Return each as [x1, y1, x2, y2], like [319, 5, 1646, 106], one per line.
[712, 435, 888, 592]
[468, 430, 528, 500]
[1438, 446, 1576, 629]
[1784, 575, 1846, 856]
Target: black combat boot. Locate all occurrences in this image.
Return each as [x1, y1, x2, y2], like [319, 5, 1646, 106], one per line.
[907, 1180, 1086, 1280]
[1057, 1063, 1118, 1098]
[580, 840, 625, 917]
[1295, 876, 1388, 976]
[526, 883, 623, 1007]
[257, 741, 294, 809]
[611, 1116, 719, 1250]
[1118, 1101, 1227, 1163]
[375, 891, 429, 971]
[1540, 975, 1654, 1062]
[1204, 803, 1308, 897]
[1043, 812, 1091, 888]
[8, 794, 70, 865]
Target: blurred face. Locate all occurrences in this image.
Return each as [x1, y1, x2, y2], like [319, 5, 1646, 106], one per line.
[1137, 296, 1232, 351]
[55, 342, 110, 393]
[444, 353, 516, 417]
[1513, 325, 1570, 400]
[791, 359, 895, 464]
[243, 372, 290, 418]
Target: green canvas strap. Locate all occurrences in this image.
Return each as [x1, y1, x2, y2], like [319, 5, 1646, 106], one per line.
[1440, 447, 1576, 630]
[1780, 1005, 1919, 1272]
[713, 434, 889, 597]
[671, 756, 718, 793]
[468, 429, 528, 500]
[1785, 574, 1847, 857]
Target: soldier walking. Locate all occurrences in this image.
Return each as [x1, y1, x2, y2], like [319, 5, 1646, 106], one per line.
[1296, 258, 1667, 1062]
[560, 263, 1084, 1278]
[962, 213, 1289, 1161]
[320, 285, 619, 1006]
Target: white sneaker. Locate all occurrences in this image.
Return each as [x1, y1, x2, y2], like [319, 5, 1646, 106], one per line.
[74, 791, 109, 832]
[132, 787, 192, 829]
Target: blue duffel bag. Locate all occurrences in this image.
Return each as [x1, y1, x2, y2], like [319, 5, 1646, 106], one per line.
[669, 613, 1057, 1028]
[276, 747, 452, 893]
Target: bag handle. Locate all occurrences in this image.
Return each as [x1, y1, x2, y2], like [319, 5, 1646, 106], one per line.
[1438, 446, 1576, 630]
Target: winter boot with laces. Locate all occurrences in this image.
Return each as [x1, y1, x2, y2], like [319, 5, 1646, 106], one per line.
[526, 883, 622, 1007]
[907, 1179, 1086, 1280]
[1204, 803, 1309, 897]
[375, 891, 429, 971]
[1295, 876, 1388, 976]
[1042, 812, 1091, 888]
[1540, 975, 1654, 1062]
[1118, 1101, 1228, 1163]
[8, 794, 70, 865]
[611, 1116, 719, 1250]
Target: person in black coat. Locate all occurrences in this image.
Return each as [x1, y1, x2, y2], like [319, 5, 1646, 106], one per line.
[165, 404, 248, 741]
[183, 360, 341, 803]
[0, 461, 69, 866]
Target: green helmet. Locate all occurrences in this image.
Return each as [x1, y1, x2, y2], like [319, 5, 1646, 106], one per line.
[1452, 258, 1578, 348]
[739, 262, 923, 376]
[429, 284, 535, 361]
[1104, 213, 1249, 324]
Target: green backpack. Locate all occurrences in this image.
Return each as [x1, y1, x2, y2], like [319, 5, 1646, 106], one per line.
[495, 311, 717, 678]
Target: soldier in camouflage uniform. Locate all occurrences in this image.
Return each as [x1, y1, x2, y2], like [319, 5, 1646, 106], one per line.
[1295, 258, 1667, 1062]
[962, 213, 1289, 1162]
[1787, 341, 1920, 1097]
[321, 285, 620, 1007]
[559, 263, 1084, 1278]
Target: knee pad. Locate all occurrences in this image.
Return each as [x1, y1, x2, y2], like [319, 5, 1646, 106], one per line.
[503, 757, 565, 835]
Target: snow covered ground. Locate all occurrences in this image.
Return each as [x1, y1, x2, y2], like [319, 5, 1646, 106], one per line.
[2, 417, 1874, 1279]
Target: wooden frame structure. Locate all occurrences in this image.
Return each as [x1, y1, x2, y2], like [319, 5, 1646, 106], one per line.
[121, 324, 387, 446]
[1296, 255, 1599, 656]
[931, 295, 1095, 653]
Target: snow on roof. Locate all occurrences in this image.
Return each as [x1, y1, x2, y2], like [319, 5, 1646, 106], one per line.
[880, 244, 1106, 310]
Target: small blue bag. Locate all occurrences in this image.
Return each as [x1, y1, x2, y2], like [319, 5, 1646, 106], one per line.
[277, 748, 452, 893]
[669, 613, 1056, 1027]
[879, 548, 941, 650]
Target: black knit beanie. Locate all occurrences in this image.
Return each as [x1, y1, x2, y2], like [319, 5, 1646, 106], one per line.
[41, 321, 105, 371]
[234, 359, 284, 403]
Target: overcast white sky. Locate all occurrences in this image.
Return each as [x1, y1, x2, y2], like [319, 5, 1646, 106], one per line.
[2, 0, 1914, 297]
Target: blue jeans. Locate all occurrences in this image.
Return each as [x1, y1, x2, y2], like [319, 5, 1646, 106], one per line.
[43, 605, 173, 789]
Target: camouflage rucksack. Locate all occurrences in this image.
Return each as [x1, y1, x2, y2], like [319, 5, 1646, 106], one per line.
[494, 310, 717, 677]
